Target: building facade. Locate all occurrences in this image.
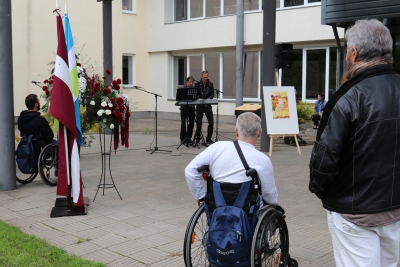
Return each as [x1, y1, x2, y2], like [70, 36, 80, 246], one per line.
[12, 0, 344, 119]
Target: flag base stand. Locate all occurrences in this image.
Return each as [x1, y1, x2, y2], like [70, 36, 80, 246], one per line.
[93, 129, 122, 202]
[50, 205, 87, 218]
[54, 197, 90, 207]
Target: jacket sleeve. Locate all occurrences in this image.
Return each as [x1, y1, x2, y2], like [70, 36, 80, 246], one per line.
[39, 117, 54, 145]
[309, 97, 355, 199]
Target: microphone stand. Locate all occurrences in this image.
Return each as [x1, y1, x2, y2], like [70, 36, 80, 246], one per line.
[214, 89, 223, 142]
[132, 86, 172, 154]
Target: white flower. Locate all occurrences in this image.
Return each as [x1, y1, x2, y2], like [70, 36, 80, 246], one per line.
[90, 100, 95, 105]
[78, 77, 87, 91]
[109, 124, 115, 129]
[101, 101, 107, 107]
[108, 103, 113, 108]
[105, 109, 111, 115]
[97, 109, 104, 116]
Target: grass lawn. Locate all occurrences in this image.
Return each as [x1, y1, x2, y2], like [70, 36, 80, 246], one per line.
[0, 220, 104, 267]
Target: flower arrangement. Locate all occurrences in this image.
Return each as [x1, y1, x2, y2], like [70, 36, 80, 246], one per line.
[38, 57, 130, 151]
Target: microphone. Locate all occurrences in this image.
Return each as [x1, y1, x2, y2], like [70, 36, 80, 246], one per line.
[214, 88, 223, 94]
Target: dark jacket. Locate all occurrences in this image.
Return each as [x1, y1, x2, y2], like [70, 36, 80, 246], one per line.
[196, 80, 214, 99]
[17, 111, 54, 156]
[309, 65, 400, 214]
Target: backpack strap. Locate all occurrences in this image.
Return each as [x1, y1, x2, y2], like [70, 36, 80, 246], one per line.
[233, 181, 251, 209]
[233, 140, 250, 170]
[212, 181, 227, 208]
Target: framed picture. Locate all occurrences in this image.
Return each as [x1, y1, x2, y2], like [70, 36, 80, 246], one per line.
[262, 86, 299, 135]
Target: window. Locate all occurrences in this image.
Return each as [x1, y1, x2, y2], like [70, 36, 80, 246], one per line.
[305, 49, 326, 100]
[191, 0, 204, 18]
[174, 57, 187, 89]
[244, 0, 260, 12]
[243, 52, 259, 98]
[122, 55, 134, 85]
[277, 0, 320, 8]
[122, 0, 134, 13]
[206, 0, 221, 17]
[282, 49, 303, 100]
[205, 53, 220, 93]
[175, 0, 187, 21]
[222, 51, 236, 98]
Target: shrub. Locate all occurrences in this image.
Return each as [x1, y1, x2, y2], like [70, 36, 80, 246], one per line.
[296, 101, 314, 124]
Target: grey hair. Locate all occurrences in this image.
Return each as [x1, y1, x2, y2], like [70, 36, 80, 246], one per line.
[236, 112, 261, 140]
[345, 19, 393, 62]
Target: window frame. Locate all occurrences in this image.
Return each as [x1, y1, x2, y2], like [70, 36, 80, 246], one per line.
[277, 0, 321, 10]
[122, 54, 135, 87]
[122, 0, 135, 14]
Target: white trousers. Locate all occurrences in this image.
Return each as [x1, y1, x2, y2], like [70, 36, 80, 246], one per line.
[327, 211, 400, 267]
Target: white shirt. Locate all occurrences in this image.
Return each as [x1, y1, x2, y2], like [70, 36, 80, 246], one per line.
[185, 140, 278, 204]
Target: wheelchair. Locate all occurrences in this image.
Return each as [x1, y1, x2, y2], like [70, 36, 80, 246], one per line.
[183, 166, 298, 267]
[16, 142, 59, 186]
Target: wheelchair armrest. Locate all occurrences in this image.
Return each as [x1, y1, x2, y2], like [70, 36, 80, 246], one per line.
[197, 165, 210, 173]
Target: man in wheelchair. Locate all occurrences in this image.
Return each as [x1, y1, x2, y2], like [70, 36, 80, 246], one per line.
[185, 112, 285, 267]
[17, 94, 54, 158]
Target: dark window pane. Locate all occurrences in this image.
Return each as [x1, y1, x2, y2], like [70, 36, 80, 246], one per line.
[174, 57, 187, 93]
[224, 0, 236, 15]
[206, 0, 220, 17]
[308, 0, 321, 3]
[282, 49, 302, 100]
[243, 52, 258, 98]
[190, 55, 203, 80]
[284, 0, 303, 7]
[122, 56, 132, 85]
[328, 47, 343, 99]
[244, 0, 259, 11]
[191, 0, 204, 18]
[306, 49, 326, 100]
[223, 51, 236, 98]
[205, 53, 220, 95]
[122, 0, 132, 11]
[175, 0, 187, 21]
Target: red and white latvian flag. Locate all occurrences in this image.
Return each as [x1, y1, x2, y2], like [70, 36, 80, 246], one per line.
[49, 8, 84, 206]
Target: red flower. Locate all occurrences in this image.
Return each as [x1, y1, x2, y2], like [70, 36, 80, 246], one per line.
[95, 82, 100, 87]
[93, 86, 100, 92]
[119, 105, 125, 111]
[42, 86, 48, 91]
[48, 80, 53, 84]
[103, 87, 111, 95]
[45, 90, 50, 95]
[77, 63, 81, 67]
[106, 69, 111, 75]
[114, 84, 120, 90]
[109, 97, 114, 103]
[126, 111, 130, 118]
[114, 111, 123, 121]
[102, 76, 106, 79]
[112, 80, 118, 87]
[44, 79, 49, 84]
[116, 97, 124, 105]
[117, 78, 121, 84]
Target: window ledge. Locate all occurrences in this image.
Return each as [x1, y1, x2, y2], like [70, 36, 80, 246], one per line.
[122, 10, 136, 15]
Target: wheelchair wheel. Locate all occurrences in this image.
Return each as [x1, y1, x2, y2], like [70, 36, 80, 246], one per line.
[184, 204, 209, 267]
[38, 143, 59, 186]
[251, 208, 289, 267]
[15, 164, 37, 184]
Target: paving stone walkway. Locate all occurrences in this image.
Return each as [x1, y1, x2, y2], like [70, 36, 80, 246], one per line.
[4, 118, 399, 266]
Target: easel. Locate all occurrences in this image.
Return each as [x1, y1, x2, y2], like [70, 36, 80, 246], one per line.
[266, 75, 301, 157]
[269, 134, 301, 156]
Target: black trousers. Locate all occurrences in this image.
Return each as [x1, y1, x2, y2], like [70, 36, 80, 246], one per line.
[180, 106, 195, 140]
[195, 105, 214, 141]
[312, 114, 321, 126]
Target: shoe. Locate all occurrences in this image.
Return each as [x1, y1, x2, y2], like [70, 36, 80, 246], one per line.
[193, 139, 200, 147]
[206, 139, 215, 144]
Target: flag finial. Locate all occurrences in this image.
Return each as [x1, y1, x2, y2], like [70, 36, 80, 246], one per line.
[65, 2, 68, 14]
[56, 0, 60, 9]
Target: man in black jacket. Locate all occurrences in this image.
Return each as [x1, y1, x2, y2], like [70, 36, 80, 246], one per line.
[309, 19, 400, 267]
[194, 71, 214, 146]
[18, 94, 54, 157]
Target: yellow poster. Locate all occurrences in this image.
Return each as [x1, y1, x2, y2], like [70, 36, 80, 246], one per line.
[271, 91, 290, 119]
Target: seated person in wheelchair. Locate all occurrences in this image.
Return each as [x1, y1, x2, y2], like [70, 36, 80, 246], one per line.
[185, 111, 278, 211]
[17, 94, 54, 158]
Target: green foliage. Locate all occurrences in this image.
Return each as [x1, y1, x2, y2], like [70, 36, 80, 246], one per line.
[0, 220, 104, 267]
[144, 127, 152, 134]
[296, 101, 314, 124]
